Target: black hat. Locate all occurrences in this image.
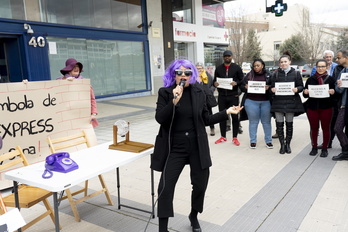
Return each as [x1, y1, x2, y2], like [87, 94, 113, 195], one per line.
[223, 50, 233, 57]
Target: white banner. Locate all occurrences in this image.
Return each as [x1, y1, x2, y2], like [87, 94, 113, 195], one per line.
[275, 82, 295, 95]
[216, 77, 233, 90]
[340, 73, 348, 88]
[308, 84, 329, 98]
[247, 81, 266, 94]
[0, 80, 96, 188]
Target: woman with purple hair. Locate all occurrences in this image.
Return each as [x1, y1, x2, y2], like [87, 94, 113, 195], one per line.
[151, 59, 242, 232]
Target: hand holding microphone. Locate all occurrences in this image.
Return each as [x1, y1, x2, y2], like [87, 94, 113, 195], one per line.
[173, 79, 186, 104]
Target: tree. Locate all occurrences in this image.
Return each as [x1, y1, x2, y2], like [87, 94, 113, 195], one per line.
[225, 6, 249, 65]
[335, 28, 348, 50]
[296, 7, 332, 65]
[244, 29, 262, 62]
[279, 34, 308, 64]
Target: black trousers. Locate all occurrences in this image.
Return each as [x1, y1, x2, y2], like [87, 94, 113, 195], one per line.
[218, 94, 239, 137]
[157, 133, 210, 218]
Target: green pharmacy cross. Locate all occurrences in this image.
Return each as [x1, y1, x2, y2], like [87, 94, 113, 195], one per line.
[266, 0, 288, 17]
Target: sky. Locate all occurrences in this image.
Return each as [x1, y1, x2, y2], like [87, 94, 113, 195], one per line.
[225, 0, 348, 26]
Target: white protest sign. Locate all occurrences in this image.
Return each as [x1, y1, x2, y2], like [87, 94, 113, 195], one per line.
[308, 84, 329, 98]
[247, 81, 266, 94]
[216, 77, 233, 90]
[340, 73, 348, 88]
[0, 80, 96, 189]
[275, 82, 295, 95]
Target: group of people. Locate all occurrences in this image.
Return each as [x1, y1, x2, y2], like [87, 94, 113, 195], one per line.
[152, 48, 348, 232]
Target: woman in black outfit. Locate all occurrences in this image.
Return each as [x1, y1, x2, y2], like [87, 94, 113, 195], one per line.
[151, 59, 242, 232]
[303, 59, 336, 157]
[270, 53, 305, 154]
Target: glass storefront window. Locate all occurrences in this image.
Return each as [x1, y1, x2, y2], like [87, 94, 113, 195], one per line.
[204, 44, 228, 75]
[174, 42, 189, 60]
[47, 37, 147, 96]
[0, 0, 143, 32]
[172, 0, 193, 23]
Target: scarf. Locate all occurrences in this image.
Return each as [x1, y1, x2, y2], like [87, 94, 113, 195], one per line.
[200, 70, 208, 84]
[314, 71, 328, 85]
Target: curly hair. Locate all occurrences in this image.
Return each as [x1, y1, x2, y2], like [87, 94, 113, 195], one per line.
[162, 59, 198, 87]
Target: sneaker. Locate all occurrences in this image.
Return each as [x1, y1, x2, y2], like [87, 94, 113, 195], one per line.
[250, 143, 256, 149]
[266, 143, 273, 149]
[215, 137, 227, 144]
[232, 137, 240, 146]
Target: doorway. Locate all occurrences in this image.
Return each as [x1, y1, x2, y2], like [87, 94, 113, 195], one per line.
[0, 36, 24, 83]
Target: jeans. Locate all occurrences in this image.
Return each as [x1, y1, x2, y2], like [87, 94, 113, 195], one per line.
[244, 98, 272, 143]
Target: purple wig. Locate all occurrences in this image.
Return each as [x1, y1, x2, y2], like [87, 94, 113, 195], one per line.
[162, 59, 198, 87]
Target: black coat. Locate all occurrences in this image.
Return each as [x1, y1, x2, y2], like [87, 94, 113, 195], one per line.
[151, 83, 228, 172]
[270, 68, 305, 114]
[303, 74, 336, 110]
[213, 63, 244, 96]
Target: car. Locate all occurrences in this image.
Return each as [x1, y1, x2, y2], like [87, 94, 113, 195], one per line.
[242, 62, 251, 76]
[290, 65, 302, 76]
[301, 64, 312, 77]
[266, 66, 278, 76]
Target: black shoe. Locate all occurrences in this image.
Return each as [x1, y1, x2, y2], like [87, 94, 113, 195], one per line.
[320, 149, 328, 158]
[238, 126, 243, 134]
[285, 143, 291, 154]
[328, 141, 332, 149]
[188, 214, 202, 232]
[309, 148, 318, 156]
[332, 153, 348, 161]
[272, 133, 278, 139]
[279, 143, 285, 154]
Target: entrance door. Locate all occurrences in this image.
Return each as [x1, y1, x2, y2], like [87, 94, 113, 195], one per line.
[0, 36, 24, 83]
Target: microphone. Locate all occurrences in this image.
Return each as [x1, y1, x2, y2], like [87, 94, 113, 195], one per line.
[175, 79, 186, 99]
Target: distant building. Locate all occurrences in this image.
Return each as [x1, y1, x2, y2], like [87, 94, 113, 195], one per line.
[226, 4, 345, 66]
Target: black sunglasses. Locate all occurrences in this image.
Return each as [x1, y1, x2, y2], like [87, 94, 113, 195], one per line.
[175, 70, 192, 76]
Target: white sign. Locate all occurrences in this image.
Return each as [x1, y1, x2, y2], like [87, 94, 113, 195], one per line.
[0, 80, 96, 189]
[340, 73, 348, 88]
[308, 84, 330, 98]
[216, 78, 232, 90]
[275, 82, 295, 95]
[247, 81, 266, 94]
[48, 42, 57, 54]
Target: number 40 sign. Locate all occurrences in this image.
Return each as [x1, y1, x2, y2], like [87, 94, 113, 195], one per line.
[28, 36, 46, 48]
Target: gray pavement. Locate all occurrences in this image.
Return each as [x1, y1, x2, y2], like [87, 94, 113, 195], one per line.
[17, 95, 348, 232]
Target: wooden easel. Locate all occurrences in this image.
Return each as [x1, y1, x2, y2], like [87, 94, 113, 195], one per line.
[109, 123, 153, 153]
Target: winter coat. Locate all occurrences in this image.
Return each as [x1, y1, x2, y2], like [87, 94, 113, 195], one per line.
[151, 83, 228, 172]
[270, 68, 305, 114]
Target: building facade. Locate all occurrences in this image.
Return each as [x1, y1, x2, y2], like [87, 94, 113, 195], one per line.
[171, 0, 233, 76]
[0, 0, 156, 98]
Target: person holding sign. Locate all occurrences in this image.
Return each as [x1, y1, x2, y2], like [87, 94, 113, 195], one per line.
[57, 58, 99, 127]
[332, 50, 348, 161]
[240, 59, 273, 149]
[270, 52, 304, 154]
[303, 59, 336, 158]
[151, 59, 243, 232]
[213, 50, 244, 146]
